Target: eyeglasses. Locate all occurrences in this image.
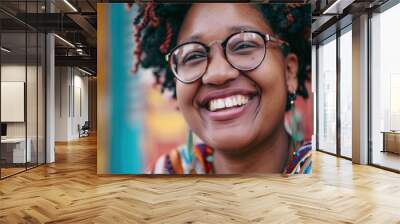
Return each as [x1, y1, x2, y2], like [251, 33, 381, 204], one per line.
[165, 30, 289, 84]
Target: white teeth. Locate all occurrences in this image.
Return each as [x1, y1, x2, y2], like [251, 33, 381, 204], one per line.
[208, 95, 250, 112]
[217, 99, 224, 109]
[226, 97, 233, 107]
[232, 97, 238, 106]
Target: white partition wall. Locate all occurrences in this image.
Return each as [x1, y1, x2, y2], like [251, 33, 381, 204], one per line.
[0, 0, 48, 179]
[1, 31, 28, 177]
[54, 67, 89, 141]
[1, 82, 25, 122]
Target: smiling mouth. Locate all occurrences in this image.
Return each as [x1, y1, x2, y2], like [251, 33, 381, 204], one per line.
[199, 91, 259, 122]
[208, 94, 250, 112]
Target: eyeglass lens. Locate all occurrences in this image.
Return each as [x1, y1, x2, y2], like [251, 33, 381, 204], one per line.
[170, 32, 266, 83]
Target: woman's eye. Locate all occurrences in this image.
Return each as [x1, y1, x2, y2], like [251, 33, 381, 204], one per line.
[231, 42, 259, 52]
[182, 52, 207, 64]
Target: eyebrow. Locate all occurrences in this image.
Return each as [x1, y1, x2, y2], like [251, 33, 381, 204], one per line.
[181, 25, 260, 44]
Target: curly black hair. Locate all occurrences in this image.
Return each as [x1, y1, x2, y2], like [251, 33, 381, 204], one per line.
[131, 3, 311, 102]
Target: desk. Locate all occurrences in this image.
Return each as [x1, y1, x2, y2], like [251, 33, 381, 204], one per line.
[382, 131, 400, 154]
[1, 138, 31, 163]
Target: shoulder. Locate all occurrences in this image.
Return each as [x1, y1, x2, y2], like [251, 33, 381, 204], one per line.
[150, 144, 210, 174]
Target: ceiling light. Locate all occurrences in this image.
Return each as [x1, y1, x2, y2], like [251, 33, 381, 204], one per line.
[1, 47, 11, 53]
[76, 48, 85, 55]
[323, 0, 341, 14]
[78, 67, 93, 76]
[63, 0, 78, 12]
[54, 34, 75, 48]
[323, 0, 355, 15]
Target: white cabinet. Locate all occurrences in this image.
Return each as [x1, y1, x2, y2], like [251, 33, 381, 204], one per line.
[1, 138, 32, 163]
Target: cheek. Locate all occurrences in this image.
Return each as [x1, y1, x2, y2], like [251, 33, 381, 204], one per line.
[250, 52, 288, 121]
[176, 82, 201, 122]
[176, 82, 205, 138]
[252, 52, 287, 96]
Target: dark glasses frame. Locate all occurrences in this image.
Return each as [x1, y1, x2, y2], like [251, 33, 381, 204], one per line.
[165, 30, 289, 84]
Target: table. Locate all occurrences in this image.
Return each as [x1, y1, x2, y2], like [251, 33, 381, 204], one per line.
[1, 138, 31, 163]
[381, 131, 400, 154]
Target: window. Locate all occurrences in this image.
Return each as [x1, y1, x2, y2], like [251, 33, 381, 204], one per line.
[371, 2, 400, 171]
[317, 35, 337, 154]
[339, 27, 352, 158]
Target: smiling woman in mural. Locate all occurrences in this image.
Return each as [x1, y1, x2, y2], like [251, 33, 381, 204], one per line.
[132, 3, 312, 175]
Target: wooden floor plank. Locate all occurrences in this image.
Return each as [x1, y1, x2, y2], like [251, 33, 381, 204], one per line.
[0, 135, 399, 223]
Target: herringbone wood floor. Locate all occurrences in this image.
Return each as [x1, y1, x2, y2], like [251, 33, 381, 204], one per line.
[1, 135, 400, 224]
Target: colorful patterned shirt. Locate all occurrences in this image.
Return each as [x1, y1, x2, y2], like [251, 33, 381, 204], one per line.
[150, 141, 312, 176]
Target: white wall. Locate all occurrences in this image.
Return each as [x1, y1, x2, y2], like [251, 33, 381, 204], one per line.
[1, 65, 26, 140]
[55, 66, 69, 141]
[1, 63, 46, 164]
[54, 66, 89, 141]
[1, 64, 26, 81]
[1, 82, 25, 122]
[72, 73, 89, 138]
[1, 65, 38, 138]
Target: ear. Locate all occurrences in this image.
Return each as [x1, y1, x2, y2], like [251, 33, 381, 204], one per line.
[285, 53, 298, 94]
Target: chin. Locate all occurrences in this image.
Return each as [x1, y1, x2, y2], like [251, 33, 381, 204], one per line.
[203, 130, 255, 154]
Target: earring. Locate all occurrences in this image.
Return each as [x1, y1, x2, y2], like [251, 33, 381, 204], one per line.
[284, 91, 303, 141]
[285, 92, 297, 111]
[284, 92, 304, 145]
[187, 129, 194, 154]
[180, 129, 195, 168]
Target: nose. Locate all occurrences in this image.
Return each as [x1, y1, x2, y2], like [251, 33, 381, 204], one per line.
[201, 45, 240, 85]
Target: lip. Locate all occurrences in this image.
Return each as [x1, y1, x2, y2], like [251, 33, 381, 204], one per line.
[198, 88, 258, 108]
[200, 95, 259, 122]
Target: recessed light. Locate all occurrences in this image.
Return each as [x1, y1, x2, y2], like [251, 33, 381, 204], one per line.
[63, 0, 78, 12]
[1, 47, 11, 53]
[77, 67, 93, 76]
[54, 34, 75, 48]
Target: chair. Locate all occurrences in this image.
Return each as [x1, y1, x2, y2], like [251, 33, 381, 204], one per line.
[78, 121, 90, 138]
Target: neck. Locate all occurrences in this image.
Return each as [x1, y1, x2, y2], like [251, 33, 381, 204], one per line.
[213, 125, 289, 174]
